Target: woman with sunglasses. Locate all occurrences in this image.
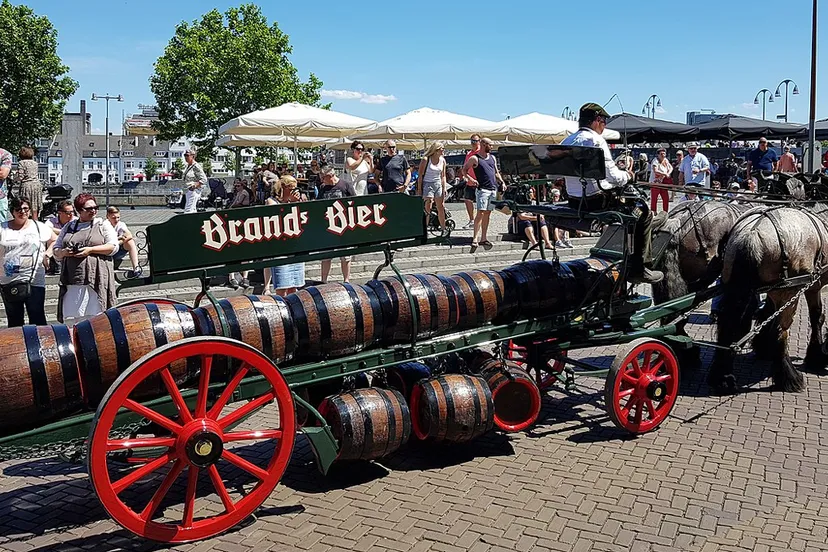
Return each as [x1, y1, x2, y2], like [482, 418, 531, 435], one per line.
[54, 193, 119, 322]
[0, 197, 54, 326]
[344, 141, 374, 196]
[263, 175, 306, 295]
[417, 141, 448, 236]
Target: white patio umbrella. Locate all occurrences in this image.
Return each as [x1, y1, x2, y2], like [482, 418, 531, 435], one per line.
[216, 134, 340, 149]
[351, 107, 509, 148]
[218, 102, 377, 171]
[497, 112, 621, 143]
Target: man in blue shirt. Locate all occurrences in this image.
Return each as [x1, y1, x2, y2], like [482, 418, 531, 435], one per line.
[746, 137, 778, 176]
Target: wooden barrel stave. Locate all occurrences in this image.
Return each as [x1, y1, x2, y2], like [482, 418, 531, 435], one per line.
[74, 303, 199, 406]
[366, 275, 456, 344]
[319, 388, 410, 461]
[473, 358, 542, 433]
[285, 283, 382, 360]
[0, 325, 84, 435]
[449, 270, 511, 330]
[410, 374, 494, 443]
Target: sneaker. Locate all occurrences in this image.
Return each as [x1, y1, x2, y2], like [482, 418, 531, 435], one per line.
[240, 278, 250, 288]
[628, 267, 664, 285]
[554, 240, 566, 248]
[228, 278, 240, 290]
[463, 220, 475, 229]
[125, 266, 144, 279]
[562, 240, 574, 249]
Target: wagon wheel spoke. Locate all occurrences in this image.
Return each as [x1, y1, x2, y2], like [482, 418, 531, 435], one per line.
[159, 368, 193, 424]
[654, 373, 673, 383]
[647, 359, 665, 375]
[207, 364, 250, 420]
[182, 466, 199, 529]
[617, 388, 634, 399]
[124, 399, 182, 435]
[140, 459, 186, 522]
[642, 351, 653, 372]
[621, 395, 638, 414]
[644, 399, 659, 419]
[207, 465, 236, 513]
[195, 355, 213, 419]
[630, 358, 641, 376]
[224, 430, 283, 443]
[632, 400, 643, 425]
[217, 391, 276, 431]
[107, 437, 176, 452]
[222, 450, 269, 481]
[112, 452, 174, 495]
[621, 373, 638, 386]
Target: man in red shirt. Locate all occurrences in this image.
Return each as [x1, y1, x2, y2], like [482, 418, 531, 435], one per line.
[460, 134, 481, 228]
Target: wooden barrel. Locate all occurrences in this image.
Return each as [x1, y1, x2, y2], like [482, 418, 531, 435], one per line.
[366, 274, 456, 344]
[284, 283, 383, 360]
[386, 362, 431, 403]
[192, 295, 296, 366]
[473, 358, 541, 433]
[318, 388, 411, 461]
[0, 325, 84, 435]
[449, 270, 514, 330]
[410, 374, 494, 442]
[74, 303, 200, 407]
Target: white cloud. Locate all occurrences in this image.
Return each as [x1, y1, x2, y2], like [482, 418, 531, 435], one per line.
[655, 106, 667, 114]
[321, 89, 397, 105]
[741, 102, 759, 110]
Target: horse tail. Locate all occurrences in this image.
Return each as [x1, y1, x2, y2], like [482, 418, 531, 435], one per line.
[716, 238, 761, 351]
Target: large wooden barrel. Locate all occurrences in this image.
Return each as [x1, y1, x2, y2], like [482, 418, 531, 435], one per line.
[193, 295, 296, 366]
[318, 388, 411, 461]
[500, 258, 618, 319]
[473, 358, 541, 433]
[366, 274, 456, 344]
[449, 270, 515, 329]
[296, 373, 370, 428]
[285, 283, 383, 360]
[74, 303, 200, 406]
[410, 374, 494, 443]
[0, 325, 84, 435]
[386, 362, 432, 403]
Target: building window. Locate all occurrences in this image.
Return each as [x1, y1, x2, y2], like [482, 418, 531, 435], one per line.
[177, 141, 185, 147]
[154, 151, 167, 157]
[97, 162, 103, 170]
[124, 161, 134, 169]
[123, 151, 134, 157]
[171, 151, 182, 158]
[52, 161, 58, 169]
[56, 150, 62, 157]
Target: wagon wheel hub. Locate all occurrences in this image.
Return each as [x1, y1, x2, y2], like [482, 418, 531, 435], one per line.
[646, 380, 668, 401]
[181, 422, 224, 468]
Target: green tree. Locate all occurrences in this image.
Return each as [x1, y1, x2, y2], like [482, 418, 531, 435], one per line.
[144, 157, 159, 181]
[0, 1, 78, 150]
[171, 157, 185, 178]
[150, 4, 324, 174]
[224, 148, 240, 174]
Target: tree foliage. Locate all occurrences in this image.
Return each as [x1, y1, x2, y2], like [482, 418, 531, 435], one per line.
[144, 157, 159, 181]
[151, 4, 324, 159]
[0, 1, 78, 151]
[171, 157, 185, 178]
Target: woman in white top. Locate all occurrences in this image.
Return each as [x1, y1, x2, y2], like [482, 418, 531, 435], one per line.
[417, 141, 448, 236]
[344, 141, 373, 196]
[182, 146, 208, 214]
[649, 148, 673, 214]
[54, 193, 119, 323]
[0, 197, 55, 326]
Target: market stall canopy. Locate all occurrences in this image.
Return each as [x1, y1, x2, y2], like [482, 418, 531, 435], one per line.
[497, 112, 620, 144]
[815, 119, 828, 141]
[218, 102, 377, 137]
[695, 115, 807, 140]
[351, 107, 508, 142]
[606, 113, 698, 143]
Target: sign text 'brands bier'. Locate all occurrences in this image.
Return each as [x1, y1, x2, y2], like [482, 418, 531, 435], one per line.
[201, 199, 388, 251]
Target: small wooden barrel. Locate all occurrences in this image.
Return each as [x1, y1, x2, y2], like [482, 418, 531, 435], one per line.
[0, 325, 84, 435]
[285, 283, 383, 360]
[386, 362, 431, 403]
[474, 358, 541, 433]
[500, 260, 581, 318]
[366, 274, 456, 344]
[410, 374, 494, 443]
[193, 295, 296, 365]
[74, 303, 200, 406]
[318, 388, 411, 461]
[449, 270, 512, 330]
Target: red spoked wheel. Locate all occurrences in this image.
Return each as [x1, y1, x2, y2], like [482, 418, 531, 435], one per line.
[504, 339, 566, 390]
[87, 336, 295, 543]
[604, 338, 679, 434]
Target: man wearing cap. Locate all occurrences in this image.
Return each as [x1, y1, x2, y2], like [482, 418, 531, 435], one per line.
[678, 143, 710, 200]
[560, 103, 663, 284]
[181, 146, 208, 214]
[746, 137, 778, 177]
[777, 145, 797, 173]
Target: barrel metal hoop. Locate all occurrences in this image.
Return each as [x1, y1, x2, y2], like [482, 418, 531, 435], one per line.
[389, 261, 420, 348]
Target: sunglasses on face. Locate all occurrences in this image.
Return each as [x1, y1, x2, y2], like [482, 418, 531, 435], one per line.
[14, 207, 30, 213]
[355, 147, 364, 151]
[61, 210, 74, 215]
[386, 145, 396, 150]
[470, 139, 480, 143]
[81, 206, 99, 212]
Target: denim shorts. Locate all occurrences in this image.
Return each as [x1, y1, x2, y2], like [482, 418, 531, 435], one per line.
[422, 180, 443, 199]
[475, 188, 497, 211]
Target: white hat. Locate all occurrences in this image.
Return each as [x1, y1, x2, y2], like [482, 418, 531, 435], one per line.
[687, 142, 699, 148]
[730, 182, 740, 189]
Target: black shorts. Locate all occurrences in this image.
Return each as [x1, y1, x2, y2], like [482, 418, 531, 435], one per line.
[518, 219, 547, 233]
[463, 185, 477, 201]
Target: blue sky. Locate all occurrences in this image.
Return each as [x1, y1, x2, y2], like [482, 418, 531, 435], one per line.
[26, 0, 827, 134]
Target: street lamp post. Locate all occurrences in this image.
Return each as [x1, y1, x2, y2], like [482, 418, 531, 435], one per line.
[773, 79, 799, 123]
[641, 94, 662, 118]
[753, 88, 774, 120]
[561, 106, 576, 121]
[91, 93, 124, 207]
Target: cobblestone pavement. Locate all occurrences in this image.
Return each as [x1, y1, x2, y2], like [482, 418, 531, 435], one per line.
[1, 294, 827, 552]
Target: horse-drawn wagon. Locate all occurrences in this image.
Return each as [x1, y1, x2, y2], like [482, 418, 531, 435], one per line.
[0, 147, 718, 543]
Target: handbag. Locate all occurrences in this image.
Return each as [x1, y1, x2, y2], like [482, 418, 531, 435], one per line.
[1, 221, 43, 303]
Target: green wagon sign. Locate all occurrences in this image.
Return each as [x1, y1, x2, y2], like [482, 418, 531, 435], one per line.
[146, 193, 428, 276]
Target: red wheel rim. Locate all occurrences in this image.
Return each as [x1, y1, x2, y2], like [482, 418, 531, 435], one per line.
[88, 337, 295, 543]
[606, 340, 679, 434]
[491, 377, 541, 432]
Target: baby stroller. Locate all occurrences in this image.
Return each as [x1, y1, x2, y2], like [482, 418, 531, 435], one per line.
[426, 203, 455, 237]
[207, 178, 230, 209]
[38, 184, 73, 222]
